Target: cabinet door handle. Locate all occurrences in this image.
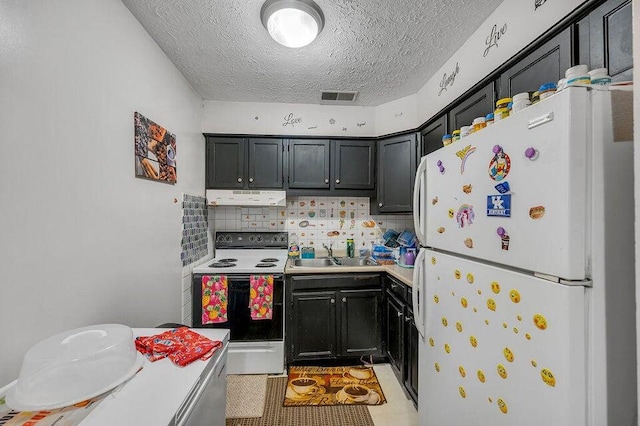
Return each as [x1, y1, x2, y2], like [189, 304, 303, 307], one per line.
[336, 179, 340, 184]
[249, 177, 254, 183]
[397, 311, 402, 317]
[390, 283, 397, 289]
[237, 177, 243, 183]
[405, 316, 412, 322]
[342, 297, 346, 303]
[331, 298, 335, 304]
[324, 178, 329, 184]
[378, 202, 383, 207]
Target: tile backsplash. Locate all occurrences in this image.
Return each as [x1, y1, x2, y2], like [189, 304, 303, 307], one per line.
[212, 196, 414, 254]
[181, 193, 209, 266]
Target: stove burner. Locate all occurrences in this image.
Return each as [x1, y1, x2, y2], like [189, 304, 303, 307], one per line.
[217, 258, 238, 263]
[208, 262, 236, 268]
[255, 263, 276, 268]
[260, 258, 280, 263]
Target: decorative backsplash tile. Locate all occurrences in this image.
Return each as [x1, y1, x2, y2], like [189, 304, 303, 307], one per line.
[212, 196, 414, 254]
[181, 193, 208, 266]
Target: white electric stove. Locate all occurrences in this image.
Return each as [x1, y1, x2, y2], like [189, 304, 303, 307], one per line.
[192, 232, 288, 375]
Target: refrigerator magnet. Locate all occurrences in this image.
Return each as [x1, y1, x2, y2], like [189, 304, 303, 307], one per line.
[462, 184, 472, 194]
[533, 314, 548, 330]
[456, 204, 475, 227]
[529, 205, 545, 219]
[491, 281, 501, 293]
[497, 398, 508, 414]
[488, 145, 511, 181]
[477, 370, 486, 382]
[487, 298, 497, 311]
[487, 194, 511, 217]
[509, 289, 521, 303]
[541, 368, 556, 387]
[456, 144, 476, 174]
[495, 181, 510, 193]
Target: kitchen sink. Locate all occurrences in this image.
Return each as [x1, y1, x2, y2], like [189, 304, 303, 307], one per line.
[332, 257, 377, 266]
[292, 258, 336, 267]
[291, 257, 377, 267]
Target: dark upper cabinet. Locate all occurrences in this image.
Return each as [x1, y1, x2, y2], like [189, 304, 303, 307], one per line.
[374, 133, 418, 214]
[206, 137, 283, 189]
[498, 27, 572, 98]
[206, 137, 245, 189]
[247, 138, 284, 189]
[449, 82, 495, 130]
[421, 115, 447, 156]
[288, 139, 331, 189]
[332, 140, 375, 190]
[578, 0, 632, 82]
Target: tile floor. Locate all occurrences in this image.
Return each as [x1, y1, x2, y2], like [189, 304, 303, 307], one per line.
[368, 364, 418, 426]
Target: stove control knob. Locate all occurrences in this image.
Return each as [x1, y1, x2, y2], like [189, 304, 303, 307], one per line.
[249, 235, 256, 242]
[216, 235, 225, 242]
[225, 235, 232, 242]
[256, 235, 264, 242]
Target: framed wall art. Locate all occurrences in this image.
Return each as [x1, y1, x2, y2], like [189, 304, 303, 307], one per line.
[134, 112, 177, 184]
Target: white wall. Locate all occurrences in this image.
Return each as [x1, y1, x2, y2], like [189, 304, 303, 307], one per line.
[0, 0, 204, 385]
[634, 0, 640, 422]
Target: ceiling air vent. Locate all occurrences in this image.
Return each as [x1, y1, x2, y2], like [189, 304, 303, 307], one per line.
[320, 90, 358, 103]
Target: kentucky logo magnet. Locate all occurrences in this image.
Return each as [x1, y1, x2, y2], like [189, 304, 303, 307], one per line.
[487, 194, 511, 217]
[488, 145, 511, 181]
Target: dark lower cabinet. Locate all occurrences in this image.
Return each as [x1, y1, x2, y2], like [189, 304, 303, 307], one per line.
[404, 302, 419, 403]
[290, 291, 338, 360]
[383, 275, 418, 406]
[384, 291, 405, 379]
[287, 274, 382, 363]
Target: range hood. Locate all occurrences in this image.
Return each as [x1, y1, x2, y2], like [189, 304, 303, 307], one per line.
[206, 189, 286, 207]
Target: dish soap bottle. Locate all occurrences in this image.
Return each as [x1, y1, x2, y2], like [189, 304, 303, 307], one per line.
[288, 232, 300, 259]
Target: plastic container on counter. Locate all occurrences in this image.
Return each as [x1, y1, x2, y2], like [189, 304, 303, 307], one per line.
[442, 133, 452, 146]
[472, 117, 486, 132]
[511, 92, 531, 113]
[460, 126, 471, 139]
[565, 64, 590, 86]
[496, 97, 512, 110]
[494, 108, 509, 122]
[589, 68, 611, 85]
[538, 82, 557, 100]
[452, 129, 461, 142]
[301, 246, 315, 258]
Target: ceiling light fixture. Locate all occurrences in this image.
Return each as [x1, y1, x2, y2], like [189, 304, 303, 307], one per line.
[260, 0, 325, 48]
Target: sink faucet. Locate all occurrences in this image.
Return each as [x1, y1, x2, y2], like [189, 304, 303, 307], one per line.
[322, 243, 333, 258]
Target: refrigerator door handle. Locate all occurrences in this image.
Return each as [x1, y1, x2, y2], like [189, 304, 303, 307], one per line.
[413, 156, 427, 245]
[412, 248, 427, 339]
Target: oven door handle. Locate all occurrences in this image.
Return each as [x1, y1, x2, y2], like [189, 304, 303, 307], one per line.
[225, 274, 284, 280]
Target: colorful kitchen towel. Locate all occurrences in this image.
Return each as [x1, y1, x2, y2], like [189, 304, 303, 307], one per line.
[135, 327, 223, 367]
[202, 275, 228, 324]
[250, 275, 274, 320]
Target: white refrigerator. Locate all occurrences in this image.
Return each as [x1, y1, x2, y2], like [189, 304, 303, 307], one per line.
[411, 86, 635, 426]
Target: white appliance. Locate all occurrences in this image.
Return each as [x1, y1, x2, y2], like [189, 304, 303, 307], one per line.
[192, 232, 288, 375]
[412, 87, 635, 426]
[206, 189, 286, 207]
[84, 328, 229, 426]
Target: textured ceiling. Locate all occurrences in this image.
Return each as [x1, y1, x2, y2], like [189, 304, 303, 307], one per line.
[121, 0, 504, 106]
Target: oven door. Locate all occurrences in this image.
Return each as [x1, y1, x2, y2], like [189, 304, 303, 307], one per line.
[192, 274, 283, 342]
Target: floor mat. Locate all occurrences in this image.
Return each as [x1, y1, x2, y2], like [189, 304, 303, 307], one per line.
[226, 376, 375, 426]
[284, 366, 386, 407]
[226, 374, 268, 419]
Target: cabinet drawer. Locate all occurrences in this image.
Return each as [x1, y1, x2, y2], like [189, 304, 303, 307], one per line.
[385, 276, 407, 302]
[290, 274, 381, 291]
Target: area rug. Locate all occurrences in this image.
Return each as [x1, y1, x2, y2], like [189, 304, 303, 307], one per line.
[284, 366, 386, 407]
[226, 375, 268, 419]
[226, 377, 374, 426]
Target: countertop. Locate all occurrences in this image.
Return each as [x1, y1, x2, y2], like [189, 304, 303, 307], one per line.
[285, 259, 414, 287]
